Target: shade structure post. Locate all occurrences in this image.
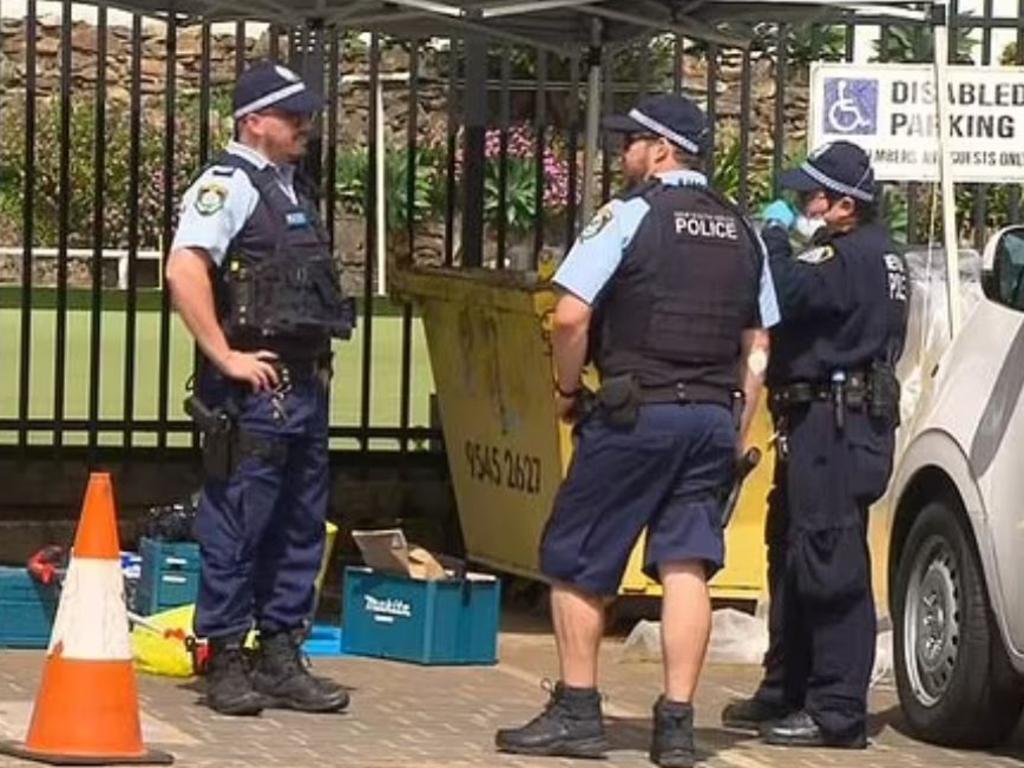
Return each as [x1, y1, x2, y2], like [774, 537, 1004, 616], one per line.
[932, 2, 961, 338]
[581, 19, 603, 225]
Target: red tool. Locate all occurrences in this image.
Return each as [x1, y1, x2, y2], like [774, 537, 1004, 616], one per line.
[26, 545, 66, 587]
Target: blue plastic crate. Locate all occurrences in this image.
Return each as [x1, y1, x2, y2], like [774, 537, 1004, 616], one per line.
[341, 566, 500, 665]
[0, 566, 58, 649]
[133, 571, 201, 615]
[302, 624, 346, 657]
[135, 538, 200, 616]
[139, 538, 200, 574]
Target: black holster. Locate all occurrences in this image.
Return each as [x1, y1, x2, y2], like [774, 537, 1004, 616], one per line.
[867, 360, 901, 427]
[185, 395, 238, 482]
[596, 374, 641, 429]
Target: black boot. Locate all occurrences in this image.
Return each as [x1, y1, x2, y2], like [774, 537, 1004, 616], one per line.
[252, 629, 349, 713]
[495, 681, 607, 759]
[205, 636, 264, 716]
[721, 696, 790, 731]
[650, 696, 696, 768]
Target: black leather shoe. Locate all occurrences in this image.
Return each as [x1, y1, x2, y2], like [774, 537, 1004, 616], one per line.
[253, 629, 349, 713]
[495, 681, 608, 758]
[721, 696, 789, 731]
[650, 697, 696, 768]
[760, 710, 867, 749]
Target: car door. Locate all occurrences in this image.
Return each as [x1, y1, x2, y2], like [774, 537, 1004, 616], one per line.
[969, 227, 1024, 654]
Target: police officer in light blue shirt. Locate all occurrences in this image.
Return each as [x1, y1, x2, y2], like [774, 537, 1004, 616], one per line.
[167, 61, 351, 718]
[497, 94, 778, 768]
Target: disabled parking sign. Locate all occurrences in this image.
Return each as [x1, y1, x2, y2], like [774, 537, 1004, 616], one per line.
[823, 77, 879, 135]
[810, 63, 1024, 183]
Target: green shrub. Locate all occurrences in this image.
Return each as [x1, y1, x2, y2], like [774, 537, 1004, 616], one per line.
[0, 91, 233, 250]
[335, 144, 444, 233]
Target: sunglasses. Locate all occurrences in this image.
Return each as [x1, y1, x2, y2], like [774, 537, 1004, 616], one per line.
[622, 132, 661, 149]
[259, 109, 311, 127]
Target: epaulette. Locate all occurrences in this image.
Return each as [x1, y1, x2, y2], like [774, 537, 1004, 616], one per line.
[618, 179, 661, 201]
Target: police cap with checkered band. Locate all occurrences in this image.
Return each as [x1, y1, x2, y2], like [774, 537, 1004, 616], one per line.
[233, 61, 323, 120]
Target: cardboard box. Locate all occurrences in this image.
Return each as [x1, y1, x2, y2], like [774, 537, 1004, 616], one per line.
[351, 528, 447, 581]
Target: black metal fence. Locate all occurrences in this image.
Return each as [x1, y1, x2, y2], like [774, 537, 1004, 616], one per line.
[0, 1, 1021, 463]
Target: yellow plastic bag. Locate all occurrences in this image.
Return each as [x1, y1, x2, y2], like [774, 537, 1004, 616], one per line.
[315, 521, 338, 600]
[131, 604, 197, 678]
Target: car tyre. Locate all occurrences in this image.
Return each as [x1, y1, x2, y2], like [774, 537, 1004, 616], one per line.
[893, 498, 1024, 747]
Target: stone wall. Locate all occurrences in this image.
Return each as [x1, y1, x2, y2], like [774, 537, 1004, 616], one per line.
[0, 18, 453, 145]
[0, 18, 811, 290]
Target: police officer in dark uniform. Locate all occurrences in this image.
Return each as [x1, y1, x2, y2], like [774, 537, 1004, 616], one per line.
[166, 62, 353, 717]
[495, 94, 778, 768]
[721, 141, 909, 747]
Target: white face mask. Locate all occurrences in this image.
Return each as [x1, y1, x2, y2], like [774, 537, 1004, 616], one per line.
[794, 214, 827, 241]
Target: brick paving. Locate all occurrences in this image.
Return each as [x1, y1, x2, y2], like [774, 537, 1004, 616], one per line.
[0, 620, 1022, 768]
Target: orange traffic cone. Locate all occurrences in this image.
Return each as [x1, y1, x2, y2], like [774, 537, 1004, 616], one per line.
[0, 473, 173, 765]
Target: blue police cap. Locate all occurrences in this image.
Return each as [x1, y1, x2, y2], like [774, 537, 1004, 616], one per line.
[780, 141, 876, 202]
[233, 61, 323, 120]
[602, 94, 710, 157]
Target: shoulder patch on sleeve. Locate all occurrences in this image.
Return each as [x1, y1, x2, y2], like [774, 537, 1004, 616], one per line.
[796, 244, 835, 265]
[580, 204, 614, 241]
[195, 182, 229, 216]
[211, 166, 238, 177]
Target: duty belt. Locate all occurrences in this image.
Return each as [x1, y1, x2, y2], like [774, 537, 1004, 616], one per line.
[770, 371, 868, 411]
[639, 382, 736, 409]
[272, 356, 329, 381]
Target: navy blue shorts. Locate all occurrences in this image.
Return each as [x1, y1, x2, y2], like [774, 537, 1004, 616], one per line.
[539, 403, 736, 596]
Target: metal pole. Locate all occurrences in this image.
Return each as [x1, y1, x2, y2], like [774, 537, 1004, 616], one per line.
[461, 14, 488, 269]
[301, 20, 326, 201]
[375, 73, 387, 292]
[933, 3, 961, 338]
[582, 20, 602, 224]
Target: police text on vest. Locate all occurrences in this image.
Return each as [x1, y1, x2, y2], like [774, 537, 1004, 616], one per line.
[674, 212, 739, 240]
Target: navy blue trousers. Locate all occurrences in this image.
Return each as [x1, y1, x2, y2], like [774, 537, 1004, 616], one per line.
[540, 403, 735, 596]
[755, 402, 894, 737]
[193, 368, 329, 639]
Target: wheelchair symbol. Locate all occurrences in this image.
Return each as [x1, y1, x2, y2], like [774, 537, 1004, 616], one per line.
[827, 80, 873, 133]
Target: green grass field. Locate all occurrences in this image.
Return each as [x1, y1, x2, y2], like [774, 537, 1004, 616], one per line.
[0, 300, 435, 451]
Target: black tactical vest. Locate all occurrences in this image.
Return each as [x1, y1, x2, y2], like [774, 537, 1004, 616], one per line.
[593, 181, 763, 396]
[766, 222, 908, 385]
[212, 152, 354, 359]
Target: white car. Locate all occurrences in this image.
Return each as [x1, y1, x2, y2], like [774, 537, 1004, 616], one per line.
[889, 225, 1024, 746]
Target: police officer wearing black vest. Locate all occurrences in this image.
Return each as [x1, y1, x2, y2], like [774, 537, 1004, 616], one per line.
[496, 95, 779, 768]
[721, 142, 909, 747]
[167, 62, 353, 716]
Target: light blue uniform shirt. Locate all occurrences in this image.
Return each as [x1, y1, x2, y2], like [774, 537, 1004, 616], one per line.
[171, 141, 299, 267]
[554, 170, 781, 328]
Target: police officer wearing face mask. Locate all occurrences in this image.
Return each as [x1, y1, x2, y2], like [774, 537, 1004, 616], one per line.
[166, 62, 353, 717]
[721, 141, 909, 748]
[496, 94, 779, 768]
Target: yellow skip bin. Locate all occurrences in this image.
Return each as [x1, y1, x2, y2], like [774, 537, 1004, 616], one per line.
[392, 265, 775, 602]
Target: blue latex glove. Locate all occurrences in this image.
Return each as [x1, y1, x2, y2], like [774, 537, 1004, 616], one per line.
[760, 199, 796, 230]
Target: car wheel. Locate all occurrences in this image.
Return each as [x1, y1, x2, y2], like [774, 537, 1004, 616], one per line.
[893, 499, 1024, 747]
